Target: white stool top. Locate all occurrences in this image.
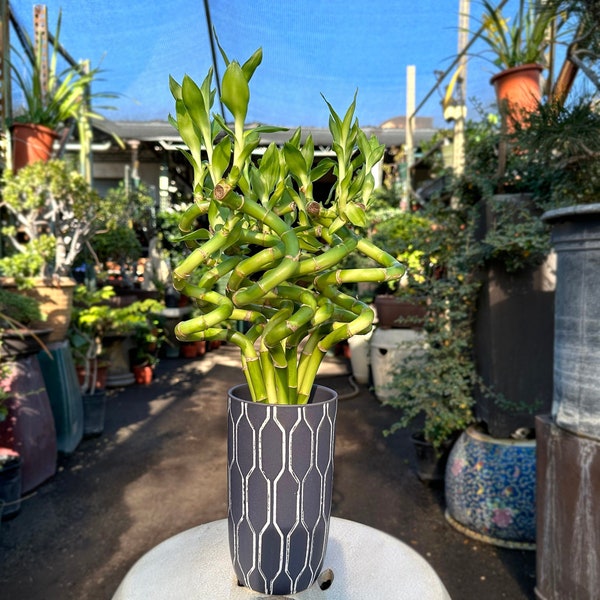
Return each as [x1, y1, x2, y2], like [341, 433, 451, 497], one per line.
[112, 517, 451, 599]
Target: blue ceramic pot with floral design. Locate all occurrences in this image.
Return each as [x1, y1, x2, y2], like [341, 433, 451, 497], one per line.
[444, 426, 536, 549]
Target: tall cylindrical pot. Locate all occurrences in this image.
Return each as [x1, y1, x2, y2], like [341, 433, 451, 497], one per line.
[227, 384, 337, 595]
[543, 204, 600, 440]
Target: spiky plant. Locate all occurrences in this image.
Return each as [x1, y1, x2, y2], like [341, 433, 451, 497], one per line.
[168, 46, 405, 404]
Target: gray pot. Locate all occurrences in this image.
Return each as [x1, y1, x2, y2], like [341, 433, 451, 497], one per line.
[227, 384, 337, 595]
[543, 203, 600, 440]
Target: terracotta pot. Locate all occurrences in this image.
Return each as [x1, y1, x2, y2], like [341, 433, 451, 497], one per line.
[374, 295, 427, 329]
[76, 361, 109, 391]
[490, 64, 543, 132]
[180, 342, 198, 358]
[132, 364, 153, 385]
[11, 123, 57, 172]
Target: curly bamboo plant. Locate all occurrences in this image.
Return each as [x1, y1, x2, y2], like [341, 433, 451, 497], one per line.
[169, 46, 405, 404]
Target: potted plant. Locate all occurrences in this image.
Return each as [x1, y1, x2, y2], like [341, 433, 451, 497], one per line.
[0, 288, 51, 359]
[168, 44, 404, 595]
[472, 0, 562, 130]
[69, 284, 163, 390]
[130, 317, 163, 385]
[513, 95, 600, 595]
[9, 9, 116, 170]
[381, 193, 480, 479]
[368, 195, 434, 329]
[0, 159, 129, 342]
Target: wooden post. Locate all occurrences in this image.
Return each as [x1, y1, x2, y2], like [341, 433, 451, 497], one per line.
[404, 65, 415, 210]
[33, 5, 49, 105]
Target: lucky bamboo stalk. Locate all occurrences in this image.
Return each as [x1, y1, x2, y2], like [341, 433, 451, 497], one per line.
[168, 45, 405, 404]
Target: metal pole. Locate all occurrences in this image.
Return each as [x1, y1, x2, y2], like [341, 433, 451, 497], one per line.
[404, 65, 416, 210]
[453, 0, 470, 176]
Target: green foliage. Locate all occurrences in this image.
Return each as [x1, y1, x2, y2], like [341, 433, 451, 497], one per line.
[90, 226, 143, 267]
[0, 362, 11, 421]
[10, 10, 117, 129]
[383, 197, 480, 449]
[168, 46, 405, 404]
[0, 160, 122, 282]
[370, 209, 436, 291]
[472, 0, 562, 69]
[0, 288, 43, 327]
[513, 99, 600, 207]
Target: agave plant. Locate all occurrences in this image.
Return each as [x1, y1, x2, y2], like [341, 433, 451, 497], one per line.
[168, 46, 405, 405]
[474, 0, 561, 70]
[10, 9, 116, 129]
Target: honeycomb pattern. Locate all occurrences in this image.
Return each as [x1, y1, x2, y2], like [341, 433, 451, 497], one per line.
[227, 384, 338, 595]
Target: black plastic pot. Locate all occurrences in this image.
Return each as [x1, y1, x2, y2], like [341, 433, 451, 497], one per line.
[0, 450, 22, 520]
[82, 391, 106, 438]
[410, 433, 454, 483]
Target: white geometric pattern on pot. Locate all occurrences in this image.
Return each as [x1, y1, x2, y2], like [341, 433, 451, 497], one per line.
[227, 384, 337, 595]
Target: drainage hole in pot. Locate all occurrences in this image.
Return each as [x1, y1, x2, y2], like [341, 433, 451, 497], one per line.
[318, 568, 334, 590]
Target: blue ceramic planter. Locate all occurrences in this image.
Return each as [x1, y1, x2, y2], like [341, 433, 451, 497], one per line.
[445, 426, 536, 549]
[227, 384, 337, 595]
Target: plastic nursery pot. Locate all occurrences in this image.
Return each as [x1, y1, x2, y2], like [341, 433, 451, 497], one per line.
[0, 448, 22, 519]
[132, 364, 153, 385]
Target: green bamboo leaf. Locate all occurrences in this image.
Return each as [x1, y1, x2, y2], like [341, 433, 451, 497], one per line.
[173, 99, 202, 167]
[322, 94, 341, 139]
[237, 130, 260, 166]
[283, 143, 308, 181]
[181, 75, 211, 147]
[221, 61, 249, 123]
[297, 232, 323, 252]
[348, 169, 365, 198]
[356, 128, 370, 161]
[213, 28, 230, 66]
[258, 143, 280, 194]
[241, 47, 263, 82]
[252, 125, 289, 134]
[341, 91, 358, 139]
[310, 158, 334, 182]
[329, 216, 346, 235]
[249, 165, 266, 201]
[368, 137, 385, 168]
[169, 75, 182, 101]
[288, 127, 302, 148]
[301, 134, 315, 168]
[213, 113, 234, 138]
[171, 229, 211, 243]
[212, 136, 232, 180]
[345, 202, 367, 228]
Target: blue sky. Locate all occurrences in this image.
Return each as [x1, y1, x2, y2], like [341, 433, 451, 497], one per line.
[10, 1, 520, 128]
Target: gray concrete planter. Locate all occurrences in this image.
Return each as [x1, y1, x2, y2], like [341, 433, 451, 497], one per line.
[543, 203, 600, 440]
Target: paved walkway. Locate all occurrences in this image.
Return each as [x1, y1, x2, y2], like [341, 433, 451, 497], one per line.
[0, 344, 535, 599]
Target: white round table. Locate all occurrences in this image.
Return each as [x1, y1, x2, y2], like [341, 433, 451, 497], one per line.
[112, 517, 451, 599]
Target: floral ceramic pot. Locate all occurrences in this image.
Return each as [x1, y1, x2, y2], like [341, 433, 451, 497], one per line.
[444, 426, 536, 549]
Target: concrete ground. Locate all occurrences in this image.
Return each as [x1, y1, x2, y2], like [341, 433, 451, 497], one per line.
[0, 344, 536, 599]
